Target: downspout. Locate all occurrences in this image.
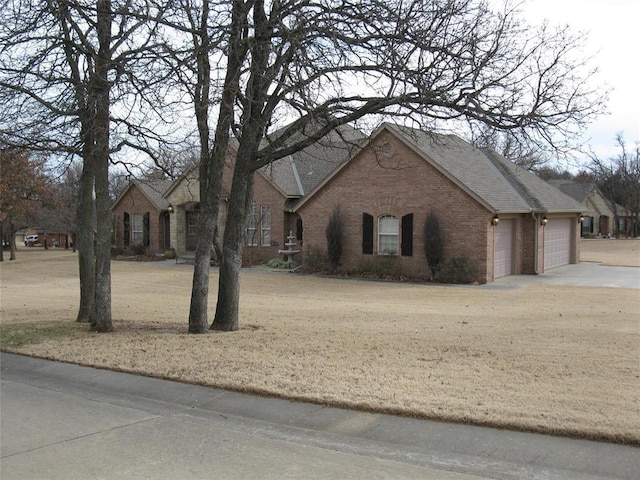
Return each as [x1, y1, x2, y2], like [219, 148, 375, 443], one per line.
[531, 211, 539, 274]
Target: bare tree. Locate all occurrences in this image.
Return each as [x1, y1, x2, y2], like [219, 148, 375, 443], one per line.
[193, 0, 605, 331]
[469, 124, 550, 171]
[0, 1, 173, 330]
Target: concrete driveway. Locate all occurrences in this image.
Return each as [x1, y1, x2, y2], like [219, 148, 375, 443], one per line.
[486, 262, 640, 289]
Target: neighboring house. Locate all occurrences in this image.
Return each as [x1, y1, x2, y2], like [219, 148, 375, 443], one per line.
[293, 124, 585, 283]
[164, 125, 364, 262]
[112, 178, 174, 254]
[15, 229, 70, 248]
[547, 180, 614, 237]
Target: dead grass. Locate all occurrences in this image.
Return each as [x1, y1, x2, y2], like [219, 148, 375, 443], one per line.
[1, 239, 639, 444]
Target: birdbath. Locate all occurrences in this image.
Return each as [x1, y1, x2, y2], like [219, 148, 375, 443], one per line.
[278, 231, 300, 263]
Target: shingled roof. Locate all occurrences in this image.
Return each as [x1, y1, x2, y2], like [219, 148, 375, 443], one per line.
[259, 123, 365, 197]
[546, 179, 595, 203]
[387, 124, 585, 213]
[112, 178, 174, 211]
[294, 123, 584, 214]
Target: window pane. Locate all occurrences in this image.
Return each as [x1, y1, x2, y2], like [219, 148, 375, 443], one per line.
[246, 201, 258, 246]
[132, 213, 144, 245]
[378, 215, 399, 255]
[379, 216, 399, 234]
[260, 205, 271, 246]
[187, 213, 199, 235]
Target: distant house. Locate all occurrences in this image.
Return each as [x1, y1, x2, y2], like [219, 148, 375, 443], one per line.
[547, 180, 615, 237]
[111, 178, 174, 254]
[15, 229, 70, 248]
[293, 124, 585, 283]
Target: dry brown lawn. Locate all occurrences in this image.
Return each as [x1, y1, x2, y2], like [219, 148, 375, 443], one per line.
[1, 239, 639, 444]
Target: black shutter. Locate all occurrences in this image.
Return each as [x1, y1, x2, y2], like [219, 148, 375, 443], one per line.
[143, 212, 150, 247]
[362, 213, 373, 254]
[401, 213, 413, 256]
[123, 212, 130, 246]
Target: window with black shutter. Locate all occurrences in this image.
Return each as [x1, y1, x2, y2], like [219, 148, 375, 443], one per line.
[401, 213, 413, 256]
[362, 212, 373, 254]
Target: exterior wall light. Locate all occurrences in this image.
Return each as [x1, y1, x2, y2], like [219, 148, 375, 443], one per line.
[541, 216, 548, 226]
[167, 205, 174, 213]
[579, 214, 585, 222]
[491, 215, 500, 226]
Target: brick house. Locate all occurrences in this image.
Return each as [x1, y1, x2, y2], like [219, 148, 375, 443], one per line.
[164, 125, 363, 261]
[293, 124, 585, 283]
[112, 178, 173, 254]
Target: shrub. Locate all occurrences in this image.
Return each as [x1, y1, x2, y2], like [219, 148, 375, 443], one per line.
[303, 245, 328, 272]
[132, 243, 146, 255]
[424, 209, 444, 280]
[352, 255, 403, 279]
[266, 257, 300, 269]
[437, 256, 479, 284]
[326, 206, 344, 272]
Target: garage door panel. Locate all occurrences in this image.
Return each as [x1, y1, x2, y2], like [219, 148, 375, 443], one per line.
[544, 218, 571, 270]
[494, 219, 514, 278]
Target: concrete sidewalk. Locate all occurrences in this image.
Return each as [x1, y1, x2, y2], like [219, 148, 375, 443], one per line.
[1, 354, 638, 479]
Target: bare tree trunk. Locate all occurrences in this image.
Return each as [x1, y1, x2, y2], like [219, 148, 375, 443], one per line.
[188, 0, 245, 333]
[75, 159, 95, 323]
[211, 1, 270, 332]
[212, 167, 254, 332]
[90, 0, 113, 332]
[188, 0, 215, 334]
[9, 232, 17, 261]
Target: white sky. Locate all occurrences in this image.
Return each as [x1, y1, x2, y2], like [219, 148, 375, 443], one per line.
[521, 0, 639, 167]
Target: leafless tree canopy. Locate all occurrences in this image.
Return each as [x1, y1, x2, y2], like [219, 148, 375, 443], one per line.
[587, 134, 640, 237]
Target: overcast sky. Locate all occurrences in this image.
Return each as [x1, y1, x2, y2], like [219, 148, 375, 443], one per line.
[521, 0, 639, 167]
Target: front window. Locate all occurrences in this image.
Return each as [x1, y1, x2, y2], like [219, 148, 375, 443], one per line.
[378, 215, 399, 255]
[246, 201, 258, 246]
[187, 212, 199, 235]
[132, 213, 144, 245]
[261, 205, 271, 246]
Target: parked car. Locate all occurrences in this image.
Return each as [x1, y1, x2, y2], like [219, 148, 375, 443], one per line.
[24, 235, 40, 246]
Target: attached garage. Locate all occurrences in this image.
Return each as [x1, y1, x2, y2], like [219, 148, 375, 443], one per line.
[544, 218, 572, 270]
[494, 219, 514, 278]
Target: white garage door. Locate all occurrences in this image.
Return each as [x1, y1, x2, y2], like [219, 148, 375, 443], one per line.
[544, 218, 572, 270]
[494, 219, 514, 278]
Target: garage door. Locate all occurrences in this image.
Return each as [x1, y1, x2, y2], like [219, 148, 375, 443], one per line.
[494, 219, 514, 278]
[544, 218, 572, 270]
